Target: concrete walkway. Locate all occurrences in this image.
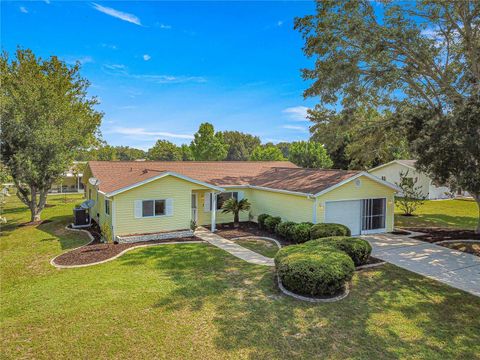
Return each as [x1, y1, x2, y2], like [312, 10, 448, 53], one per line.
[363, 233, 480, 297]
[195, 227, 274, 266]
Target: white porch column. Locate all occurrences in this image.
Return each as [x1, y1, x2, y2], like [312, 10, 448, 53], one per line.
[211, 192, 217, 232]
[312, 197, 318, 224]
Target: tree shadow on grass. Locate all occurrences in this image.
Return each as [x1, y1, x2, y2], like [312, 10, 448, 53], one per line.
[36, 215, 91, 250]
[116, 245, 480, 359]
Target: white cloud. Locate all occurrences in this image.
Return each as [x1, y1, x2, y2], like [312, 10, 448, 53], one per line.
[91, 3, 141, 26]
[19, 6, 28, 13]
[111, 127, 194, 140]
[282, 106, 310, 121]
[159, 23, 172, 29]
[143, 54, 151, 61]
[101, 43, 118, 50]
[277, 20, 283, 27]
[282, 125, 308, 132]
[102, 64, 206, 84]
[62, 56, 94, 65]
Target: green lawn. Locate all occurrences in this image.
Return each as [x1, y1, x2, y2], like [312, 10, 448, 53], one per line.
[395, 199, 478, 230]
[1, 195, 480, 359]
[233, 238, 280, 258]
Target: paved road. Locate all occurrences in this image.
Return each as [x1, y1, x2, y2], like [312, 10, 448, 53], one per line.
[195, 227, 274, 266]
[363, 234, 480, 297]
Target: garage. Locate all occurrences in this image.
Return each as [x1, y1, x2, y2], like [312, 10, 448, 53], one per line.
[325, 198, 387, 236]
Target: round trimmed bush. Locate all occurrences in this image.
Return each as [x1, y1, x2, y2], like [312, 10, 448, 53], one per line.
[264, 216, 281, 233]
[310, 223, 351, 239]
[257, 214, 271, 230]
[291, 223, 313, 243]
[276, 249, 354, 297]
[306, 237, 372, 266]
[275, 221, 296, 238]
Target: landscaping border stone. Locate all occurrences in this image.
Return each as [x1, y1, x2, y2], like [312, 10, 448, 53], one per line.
[276, 276, 350, 303]
[116, 230, 194, 243]
[230, 236, 282, 249]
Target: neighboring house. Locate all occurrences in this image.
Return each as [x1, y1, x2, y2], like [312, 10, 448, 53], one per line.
[83, 161, 400, 242]
[48, 161, 86, 194]
[369, 160, 468, 200]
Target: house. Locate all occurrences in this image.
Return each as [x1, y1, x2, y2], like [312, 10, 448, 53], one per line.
[369, 160, 469, 200]
[48, 161, 86, 194]
[83, 161, 400, 242]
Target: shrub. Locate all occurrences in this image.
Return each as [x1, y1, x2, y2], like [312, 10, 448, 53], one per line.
[275, 221, 296, 238]
[306, 237, 372, 266]
[263, 216, 281, 233]
[100, 222, 113, 243]
[257, 214, 271, 230]
[291, 223, 313, 243]
[310, 223, 351, 239]
[275, 248, 354, 297]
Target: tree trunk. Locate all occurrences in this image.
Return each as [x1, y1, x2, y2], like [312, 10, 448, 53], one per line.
[474, 193, 480, 235]
[234, 212, 239, 228]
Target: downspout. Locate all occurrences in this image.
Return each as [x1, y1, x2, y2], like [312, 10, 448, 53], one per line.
[111, 197, 116, 242]
[211, 192, 217, 232]
[307, 194, 318, 224]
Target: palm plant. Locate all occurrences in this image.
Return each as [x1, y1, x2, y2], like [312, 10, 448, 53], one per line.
[221, 198, 251, 227]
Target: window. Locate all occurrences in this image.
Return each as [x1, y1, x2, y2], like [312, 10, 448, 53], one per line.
[362, 198, 386, 231]
[381, 176, 386, 181]
[211, 192, 238, 210]
[105, 199, 110, 215]
[142, 200, 166, 217]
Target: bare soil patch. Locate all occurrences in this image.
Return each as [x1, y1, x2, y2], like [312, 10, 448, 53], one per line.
[438, 242, 480, 257]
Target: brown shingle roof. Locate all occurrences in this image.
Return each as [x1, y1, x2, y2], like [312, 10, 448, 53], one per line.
[87, 161, 360, 195]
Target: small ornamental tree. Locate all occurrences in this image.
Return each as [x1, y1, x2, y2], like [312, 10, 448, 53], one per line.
[0, 49, 102, 222]
[221, 198, 251, 227]
[395, 171, 426, 216]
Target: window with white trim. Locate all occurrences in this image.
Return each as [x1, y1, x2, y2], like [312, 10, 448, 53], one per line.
[210, 192, 238, 210]
[105, 199, 110, 215]
[142, 199, 166, 217]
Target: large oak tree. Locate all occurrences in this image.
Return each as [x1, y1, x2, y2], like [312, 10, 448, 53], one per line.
[1, 49, 102, 222]
[296, 0, 480, 231]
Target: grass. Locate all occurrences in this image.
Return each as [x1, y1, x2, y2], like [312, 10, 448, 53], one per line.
[395, 199, 478, 230]
[233, 238, 280, 258]
[1, 195, 480, 359]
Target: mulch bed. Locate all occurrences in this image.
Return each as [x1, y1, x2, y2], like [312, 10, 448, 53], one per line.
[53, 236, 202, 266]
[438, 242, 480, 257]
[209, 222, 290, 245]
[406, 227, 480, 243]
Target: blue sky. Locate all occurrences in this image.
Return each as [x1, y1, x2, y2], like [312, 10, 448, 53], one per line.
[2, 1, 319, 150]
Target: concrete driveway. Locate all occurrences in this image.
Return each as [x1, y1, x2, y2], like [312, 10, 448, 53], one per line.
[363, 233, 480, 297]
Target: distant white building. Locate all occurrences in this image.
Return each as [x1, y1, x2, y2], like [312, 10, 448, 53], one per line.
[48, 161, 86, 194]
[369, 160, 469, 200]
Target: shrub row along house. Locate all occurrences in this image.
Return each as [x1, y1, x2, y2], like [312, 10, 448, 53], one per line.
[83, 161, 399, 242]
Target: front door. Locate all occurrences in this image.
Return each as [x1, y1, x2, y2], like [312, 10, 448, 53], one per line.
[191, 194, 198, 223]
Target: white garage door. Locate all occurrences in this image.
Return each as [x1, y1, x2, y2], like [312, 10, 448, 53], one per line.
[325, 200, 362, 236]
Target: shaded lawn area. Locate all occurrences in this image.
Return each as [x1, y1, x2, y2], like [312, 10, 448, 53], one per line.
[233, 238, 280, 258]
[2, 196, 480, 359]
[395, 199, 478, 230]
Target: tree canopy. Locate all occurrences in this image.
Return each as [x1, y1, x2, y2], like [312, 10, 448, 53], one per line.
[190, 122, 228, 161]
[250, 145, 286, 161]
[1, 48, 102, 221]
[222, 131, 261, 161]
[147, 140, 182, 161]
[288, 141, 333, 169]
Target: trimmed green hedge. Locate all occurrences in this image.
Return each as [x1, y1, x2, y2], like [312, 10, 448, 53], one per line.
[306, 237, 372, 266]
[275, 221, 296, 238]
[275, 247, 354, 297]
[310, 223, 351, 239]
[291, 223, 314, 243]
[257, 214, 270, 230]
[265, 216, 281, 233]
